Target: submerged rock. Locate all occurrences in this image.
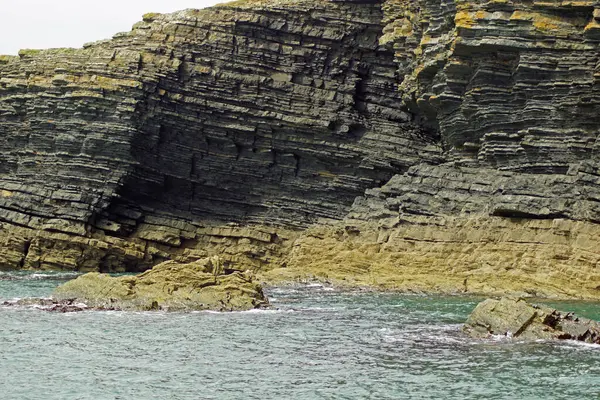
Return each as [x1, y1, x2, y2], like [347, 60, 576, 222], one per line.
[2, 298, 91, 313]
[53, 257, 269, 312]
[463, 298, 600, 344]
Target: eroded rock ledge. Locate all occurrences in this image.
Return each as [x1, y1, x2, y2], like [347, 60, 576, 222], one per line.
[1, 0, 599, 299]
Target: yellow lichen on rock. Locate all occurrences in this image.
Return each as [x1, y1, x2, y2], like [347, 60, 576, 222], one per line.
[142, 12, 162, 22]
[455, 11, 477, 29]
[379, 17, 414, 45]
[454, 10, 489, 28]
[509, 10, 584, 33]
[93, 75, 141, 90]
[584, 19, 600, 32]
[0, 55, 17, 64]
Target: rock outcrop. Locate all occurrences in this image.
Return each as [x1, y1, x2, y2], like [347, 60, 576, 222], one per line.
[1, 0, 600, 298]
[463, 297, 600, 344]
[52, 256, 269, 311]
[0, 0, 441, 273]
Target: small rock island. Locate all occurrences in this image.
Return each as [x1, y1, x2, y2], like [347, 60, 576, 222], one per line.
[52, 256, 269, 312]
[464, 297, 600, 344]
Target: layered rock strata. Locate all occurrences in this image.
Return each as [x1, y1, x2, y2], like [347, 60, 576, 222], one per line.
[0, 0, 440, 272]
[385, 0, 600, 170]
[262, 0, 600, 299]
[266, 163, 600, 299]
[0, 0, 599, 298]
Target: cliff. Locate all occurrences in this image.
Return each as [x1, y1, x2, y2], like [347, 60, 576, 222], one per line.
[1, 0, 599, 298]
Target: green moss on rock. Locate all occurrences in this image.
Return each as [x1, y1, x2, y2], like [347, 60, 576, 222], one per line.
[18, 49, 42, 58]
[53, 257, 269, 311]
[142, 12, 162, 22]
[0, 55, 18, 64]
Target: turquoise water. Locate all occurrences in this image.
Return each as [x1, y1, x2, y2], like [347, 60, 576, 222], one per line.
[1, 272, 599, 399]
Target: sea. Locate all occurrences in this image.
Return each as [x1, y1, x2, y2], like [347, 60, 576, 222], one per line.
[1, 271, 599, 399]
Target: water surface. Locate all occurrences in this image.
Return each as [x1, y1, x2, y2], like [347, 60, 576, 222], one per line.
[1, 272, 599, 399]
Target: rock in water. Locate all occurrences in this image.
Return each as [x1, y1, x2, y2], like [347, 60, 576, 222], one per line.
[53, 257, 269, 312]
[463, 297, 600, 344]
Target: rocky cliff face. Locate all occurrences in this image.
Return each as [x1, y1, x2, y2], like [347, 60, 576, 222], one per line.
[1, 0, 599, 298]
[385, 0, 600, 171]
[0, 0, 441, 271]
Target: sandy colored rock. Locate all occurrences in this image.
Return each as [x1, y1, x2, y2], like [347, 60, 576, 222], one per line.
[262, 216, 600, 300]
[53, 257, 269, 311]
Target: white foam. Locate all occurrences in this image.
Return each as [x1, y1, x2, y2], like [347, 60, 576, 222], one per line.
[245, 308, 292, 314]
[300, 306, 341, 312]
[560, 340, 600, 349]
[191, 308, 293, 315]
[30, 272, 79, 280]
[0, 272, 79, 281]
[4, 297, 22, 303]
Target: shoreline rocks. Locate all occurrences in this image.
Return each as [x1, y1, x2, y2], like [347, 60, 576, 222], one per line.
[52, 257, 269, 312]
[463, 297, 600, 344]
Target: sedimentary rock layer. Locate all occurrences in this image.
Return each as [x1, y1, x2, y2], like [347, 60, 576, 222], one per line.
[265, 216, 600, 299]
[0, 0, 599, 298]
[385, 0, 600, 170]
[0, 0, 440, 271]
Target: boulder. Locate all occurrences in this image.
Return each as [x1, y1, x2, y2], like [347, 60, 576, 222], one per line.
[53, 257, 269, 312]
[463, 297, 600, 344]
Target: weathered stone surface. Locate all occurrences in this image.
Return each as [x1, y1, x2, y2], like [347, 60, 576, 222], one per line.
[53, 257, 269, 311]
[0, 0, 599, 298]
[463, 297, 600, 344]
[0, 0, 441, 273]
[387, 0, 600, 170]
[349, 163, 600, 222]
[261, 216, 600, 299]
